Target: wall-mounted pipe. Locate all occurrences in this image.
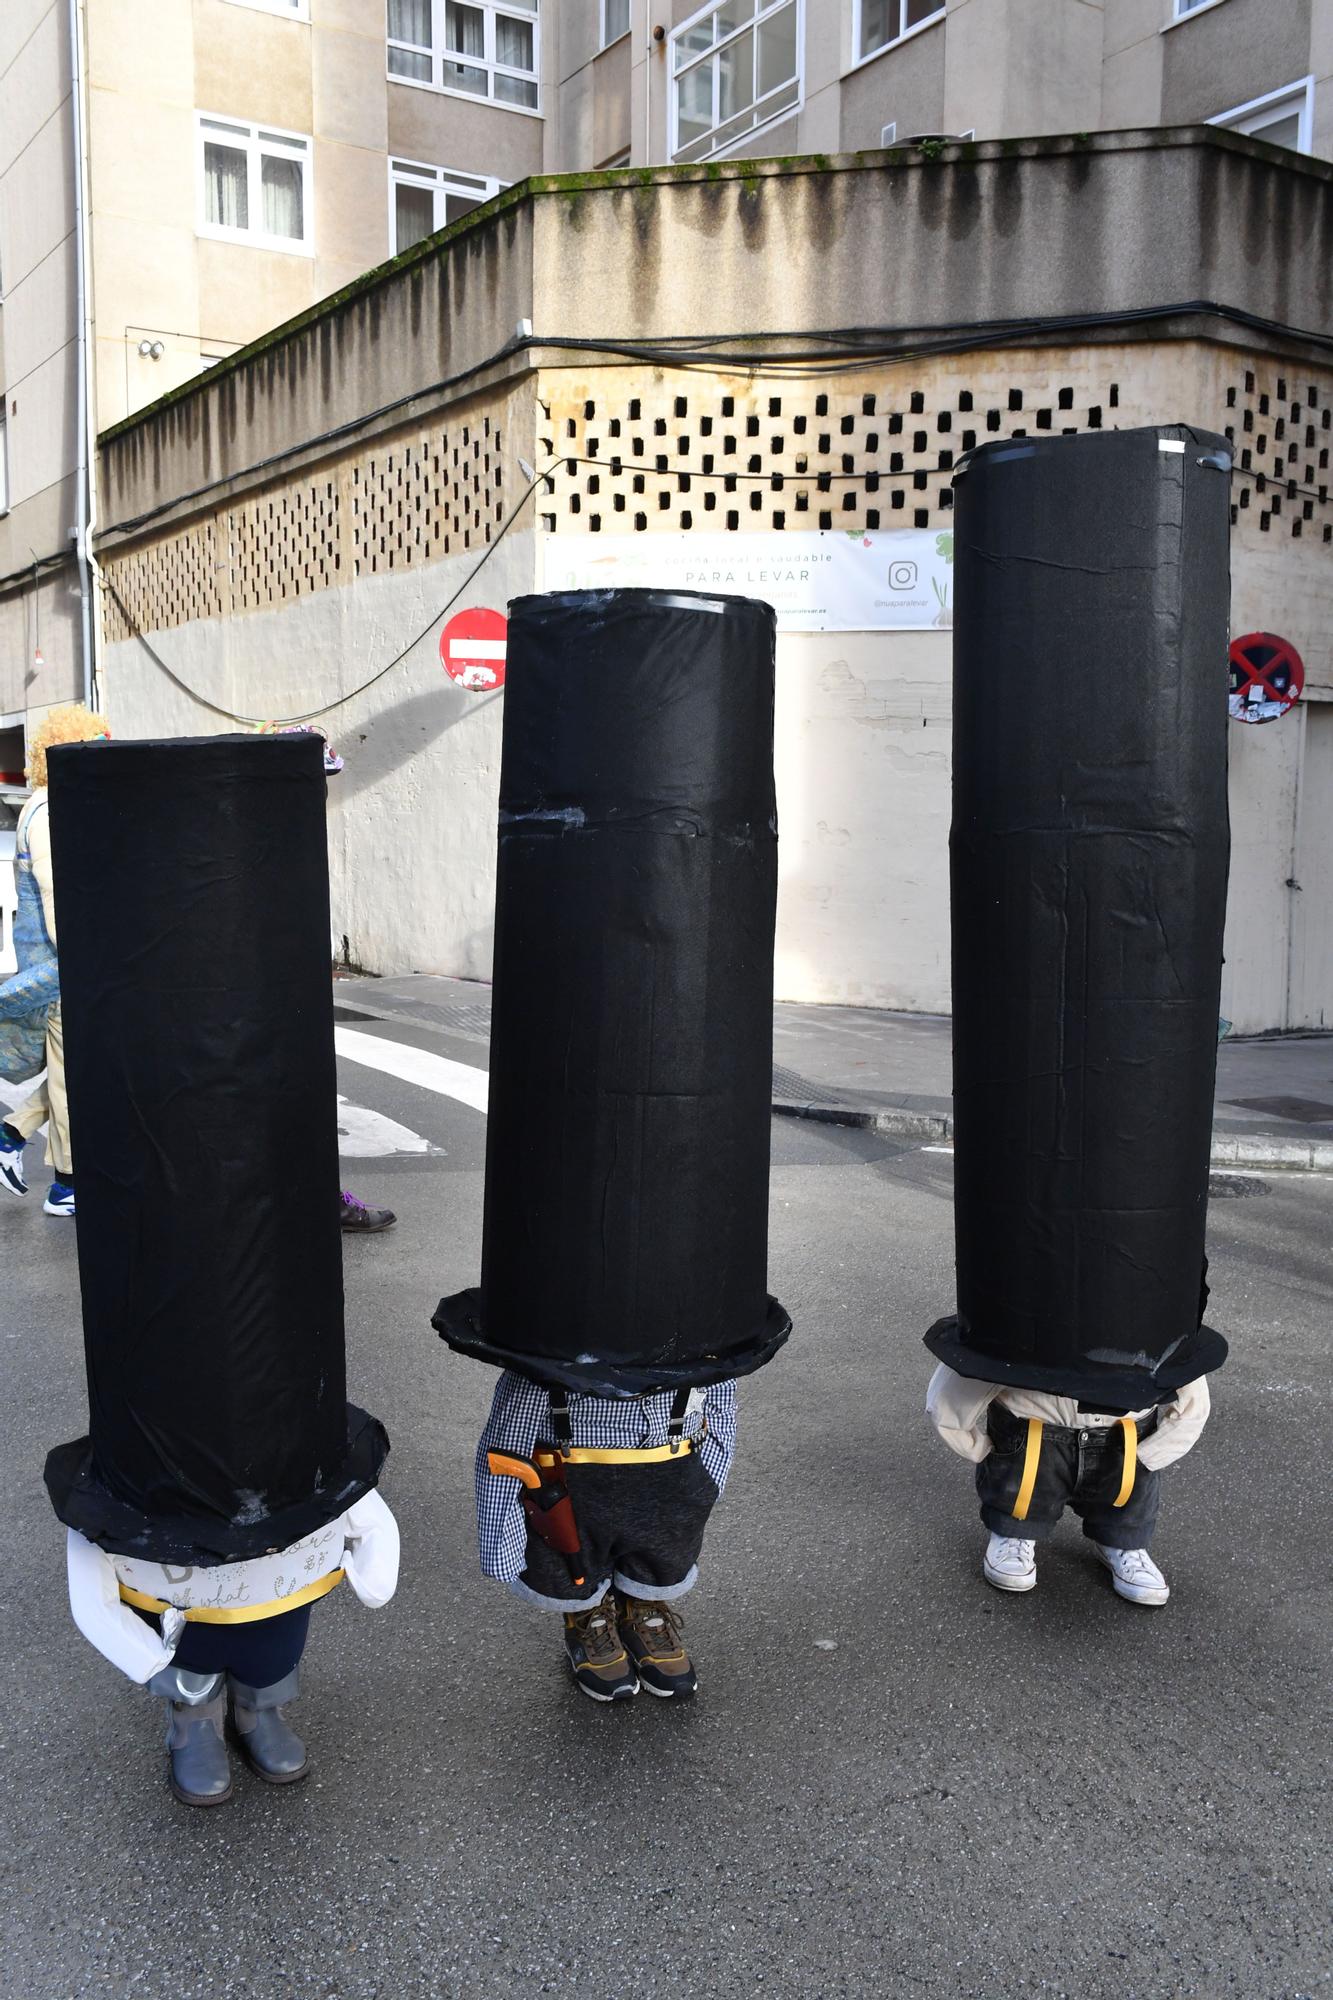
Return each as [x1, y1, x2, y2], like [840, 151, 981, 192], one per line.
[68, 0, 100, 710]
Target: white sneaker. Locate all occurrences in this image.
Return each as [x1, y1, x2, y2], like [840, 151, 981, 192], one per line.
[983, 1533, 1037, 1593]
[0, 1142, 27, 1198]
[42, 1182, 76, 1218]
[1094, 1544, 1169, 1607]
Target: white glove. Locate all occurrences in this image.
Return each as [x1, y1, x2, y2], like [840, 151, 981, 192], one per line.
[341, 1490, 400, 1609]
[65, 1530, 182, 1684]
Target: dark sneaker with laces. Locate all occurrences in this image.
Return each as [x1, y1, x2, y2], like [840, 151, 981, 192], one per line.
[339, 1189, 396, 1232]
[616, 1594, 698, 1699]
[563, 1599, 639, 1702]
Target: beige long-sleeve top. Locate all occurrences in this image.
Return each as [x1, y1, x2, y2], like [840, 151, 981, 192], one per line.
[16, 790, 55, 943]
[926, 1362, 1211, 1473]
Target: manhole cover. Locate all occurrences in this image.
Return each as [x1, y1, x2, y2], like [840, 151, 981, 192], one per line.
[1226, 1095, 1333, 1125]
[1209, 1173, 1270, 1198]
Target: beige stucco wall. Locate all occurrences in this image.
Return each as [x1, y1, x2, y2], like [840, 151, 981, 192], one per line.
[82, 0, 547, 430]
[0, 0, 85, 716]
[1158, 0, 1314, 126]
[88, 147, 1333, 1030]
[100, 526, 536, 982]
[627, 0, 1330, 170]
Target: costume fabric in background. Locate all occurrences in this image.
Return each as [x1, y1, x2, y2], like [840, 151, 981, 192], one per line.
[41, 734, 396, 1681]
[435, 587, 791, 1395]
[926, 426, 1233, 1411]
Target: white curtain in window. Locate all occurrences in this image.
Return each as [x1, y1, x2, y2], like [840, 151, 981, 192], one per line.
[205, 142, 249, 229]
[388, 0, 431, 44]
[495, 12, 534, 69]
[262, 155, 304, 239]
[604, 0, 630, 40]
[446, 2, 485, 55]
[394, 181, 436, 252]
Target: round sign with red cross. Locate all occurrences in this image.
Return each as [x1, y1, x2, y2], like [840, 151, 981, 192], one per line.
[440, 607, 508, 691]
[1228, 631, 1304, 724]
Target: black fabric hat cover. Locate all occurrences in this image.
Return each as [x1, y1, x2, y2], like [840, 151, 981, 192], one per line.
[44, 734, 387, 1565]
[925, 427, 1232, 1409]
[435, 588, 791, 1396]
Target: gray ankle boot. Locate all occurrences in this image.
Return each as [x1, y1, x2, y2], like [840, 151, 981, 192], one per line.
[148, 1667, 232, 1808]
[228, 1666, 309, 1785]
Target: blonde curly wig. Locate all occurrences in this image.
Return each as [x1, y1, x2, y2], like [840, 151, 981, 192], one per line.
[26, 704, 111, 790]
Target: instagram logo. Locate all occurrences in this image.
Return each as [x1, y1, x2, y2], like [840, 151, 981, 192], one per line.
[888, 560, 918, 589]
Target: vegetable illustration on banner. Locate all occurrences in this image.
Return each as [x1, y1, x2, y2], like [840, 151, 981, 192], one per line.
[1228, 631, 1304, 724]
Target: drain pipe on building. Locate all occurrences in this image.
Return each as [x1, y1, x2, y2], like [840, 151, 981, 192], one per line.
[68, 0, 100, 712]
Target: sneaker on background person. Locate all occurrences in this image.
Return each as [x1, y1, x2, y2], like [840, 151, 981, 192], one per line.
[1094, 1543, 1170, 1607]
[338, 1189, 396, 1233]
[0, 1125, 28, 1197]
[43, 1179, 75, 1218]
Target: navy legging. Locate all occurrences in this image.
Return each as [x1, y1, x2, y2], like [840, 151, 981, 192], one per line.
[140, 1604, 312, 1687]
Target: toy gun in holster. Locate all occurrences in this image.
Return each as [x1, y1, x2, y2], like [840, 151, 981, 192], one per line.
[486, 1450, 586, 1589]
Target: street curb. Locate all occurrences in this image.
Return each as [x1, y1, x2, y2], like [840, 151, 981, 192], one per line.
[857, 1105, 1333, 1171]
[771, 1102, 877, 1130]
[1208, 1134, 1333, 1173]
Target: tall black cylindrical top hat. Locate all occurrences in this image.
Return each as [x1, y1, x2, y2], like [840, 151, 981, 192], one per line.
[925, 426, 1232, 1408]
[44, 734, 387, 1563]
[435, 588, 791, 1395]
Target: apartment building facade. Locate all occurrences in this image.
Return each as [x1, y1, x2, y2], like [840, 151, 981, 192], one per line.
[0, 2, 1329, 1009]
[1, 0, 1329, 769]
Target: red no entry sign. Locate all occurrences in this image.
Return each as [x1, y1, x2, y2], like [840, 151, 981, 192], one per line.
[1229, 631, 1304, 724]
[440, 607, 507, 691]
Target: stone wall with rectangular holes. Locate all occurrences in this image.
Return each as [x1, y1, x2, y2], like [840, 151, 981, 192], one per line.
[103, 393, 517, 647]
[96, 337, 1333, 1025]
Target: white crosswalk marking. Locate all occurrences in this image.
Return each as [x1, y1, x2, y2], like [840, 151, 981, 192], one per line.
[333, 1025, 490, 1114]
[336, 1094, 437, 1158]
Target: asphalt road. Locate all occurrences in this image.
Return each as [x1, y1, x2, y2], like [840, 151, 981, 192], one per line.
[1, 1012, 1330, 2000]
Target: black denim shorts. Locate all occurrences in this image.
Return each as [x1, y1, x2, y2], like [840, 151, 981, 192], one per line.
[519, 1450, 720, 1610]
[975, 1404, 1162, 1550]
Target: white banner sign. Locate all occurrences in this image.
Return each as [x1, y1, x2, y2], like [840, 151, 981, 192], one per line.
[540, 529, 954, 632]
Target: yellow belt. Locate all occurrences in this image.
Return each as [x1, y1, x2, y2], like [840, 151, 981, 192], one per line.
[119, 1567, 343, 1624]
[1010, 1416, 1138, 1521]
[535, 1440, 694, 1469]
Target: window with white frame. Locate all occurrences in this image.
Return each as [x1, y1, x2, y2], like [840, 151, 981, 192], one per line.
[197, 116, 312, 250]
[601, 0, 630, 46]
[670, 0, 801, 163]
[1210, 76, 1313, 154]
[390, 159, 506, 253]
[856, 0, 944, 62]
[1173, 0, 1220, 16]
[222, 0, 309, 19]
[387, 0, 541, 110]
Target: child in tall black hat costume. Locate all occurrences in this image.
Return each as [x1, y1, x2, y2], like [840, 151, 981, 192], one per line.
[44, 734, 398, 1804]
[435, 589, 790, 1700]
[924, 426, 1233, 1605]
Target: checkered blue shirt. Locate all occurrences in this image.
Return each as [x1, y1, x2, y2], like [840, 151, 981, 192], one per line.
[474, 1372, 739, 1583]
